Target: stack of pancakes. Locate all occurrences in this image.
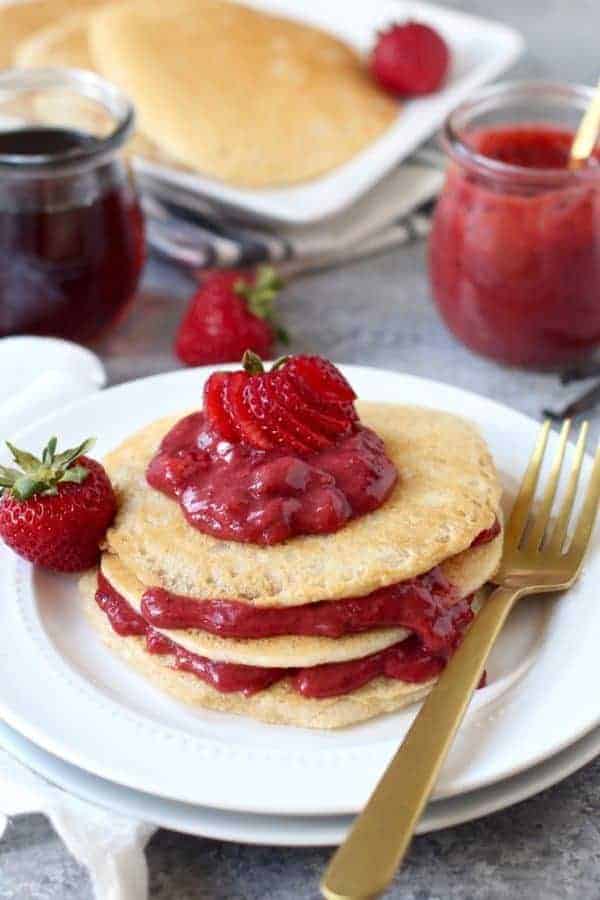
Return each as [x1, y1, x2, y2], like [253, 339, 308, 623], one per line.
[80, 403, 503, 729]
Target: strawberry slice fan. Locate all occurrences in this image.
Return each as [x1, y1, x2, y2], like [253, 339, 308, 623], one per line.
[204, 351, 358, 454]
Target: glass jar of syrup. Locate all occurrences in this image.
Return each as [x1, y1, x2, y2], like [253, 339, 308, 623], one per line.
[0, 67, 145, 342]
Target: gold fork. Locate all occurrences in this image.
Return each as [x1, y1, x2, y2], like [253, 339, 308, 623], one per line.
[321, 419, 600, 900]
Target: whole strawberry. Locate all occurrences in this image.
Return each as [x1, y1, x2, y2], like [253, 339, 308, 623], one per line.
[0, 437, 116, 572]
[371, 21, 450, 97]
[175, 265, 286, 366]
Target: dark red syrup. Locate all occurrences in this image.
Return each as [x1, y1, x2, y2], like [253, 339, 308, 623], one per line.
[0, 127, 144, 341]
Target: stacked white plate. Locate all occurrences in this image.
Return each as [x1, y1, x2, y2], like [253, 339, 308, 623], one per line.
[1, 341, 600, 845]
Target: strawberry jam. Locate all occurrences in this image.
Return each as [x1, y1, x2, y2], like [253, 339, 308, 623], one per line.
[429, 124, 600, 367]
[139, 518, 498, 639]
[95, 565, 477, 698]
[146, 412, 397, 545]
[141, 566, 468, 644]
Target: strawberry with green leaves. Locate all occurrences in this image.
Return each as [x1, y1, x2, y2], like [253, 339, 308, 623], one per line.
[175, 265, 288, 366]
[0, 437, 116, 572]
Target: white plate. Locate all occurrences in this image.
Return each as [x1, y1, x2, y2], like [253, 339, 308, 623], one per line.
[2, 716, 600, 846]
[134, 0, 524, 225]
[0, 366, 597, 817]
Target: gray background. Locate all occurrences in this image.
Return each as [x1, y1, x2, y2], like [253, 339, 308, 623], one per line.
[3, 1, 600, 897]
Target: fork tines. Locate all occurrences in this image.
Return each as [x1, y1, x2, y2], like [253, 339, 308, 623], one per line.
[507, 419, 600, 559]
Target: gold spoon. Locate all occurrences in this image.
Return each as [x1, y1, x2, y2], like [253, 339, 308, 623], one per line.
[569, 78, 600, 170]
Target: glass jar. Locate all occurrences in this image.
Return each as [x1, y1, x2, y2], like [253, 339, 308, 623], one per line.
[0, 67, 145, 342]
[428, 81, 600, 369]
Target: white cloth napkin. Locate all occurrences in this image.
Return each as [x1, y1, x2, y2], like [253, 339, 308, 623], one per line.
[0, 747, 157, 899]
[144, 159, 445, 270]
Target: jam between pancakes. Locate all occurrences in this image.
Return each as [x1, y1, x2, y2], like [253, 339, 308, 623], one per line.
[96, 574, 470, 698]
[146, 412, 398, 545]
[95, 516, 498, 699]
[139, 519, 500, 641]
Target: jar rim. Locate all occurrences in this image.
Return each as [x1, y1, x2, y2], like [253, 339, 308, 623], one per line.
[0, 67, 135, 175]
[443, 79, 600, 185]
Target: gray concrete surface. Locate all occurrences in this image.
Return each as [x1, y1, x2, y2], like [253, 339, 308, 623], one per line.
[3, 1, 600, 897]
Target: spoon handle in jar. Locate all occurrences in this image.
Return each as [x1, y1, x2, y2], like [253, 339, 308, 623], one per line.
[569, 77, 600, 169]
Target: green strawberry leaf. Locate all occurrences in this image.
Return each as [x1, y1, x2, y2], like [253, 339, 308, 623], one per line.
[271, 355, 291, 371]
[58, 465, 89, 485]
[0, 465, 22, 487]
[6, 442, 42, 474]
[12, 475, 48, 501]
[53, 437, 95, 470]
[242, 350, 266, 375]
[42, 436, 58, 465]
[2, 436, 96, 499]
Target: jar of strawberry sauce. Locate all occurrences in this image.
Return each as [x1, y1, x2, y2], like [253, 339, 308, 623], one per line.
[428, 82, 600, 368]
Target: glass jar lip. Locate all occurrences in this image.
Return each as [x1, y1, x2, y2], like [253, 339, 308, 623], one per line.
[0, 67, 135, 174]
[443, 79, 600, 184]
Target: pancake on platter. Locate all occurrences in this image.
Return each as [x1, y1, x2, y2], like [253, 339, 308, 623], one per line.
[87, 0, 398, 187]
[0, 0, 103, 67]
[14, 11, 164, 162]
[81, 570, 487, 729]
[15, 11, 99, 70]
[104, 403, 502, 607]
[98, 530, 502, 667]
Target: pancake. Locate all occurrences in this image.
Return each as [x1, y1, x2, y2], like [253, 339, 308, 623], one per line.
[87, 0, 398, 187]
[15, 10, 97, 70]
[100, 526, 501, 666]
[14, 11, 164, 162]
[81, 570, 438, 729]
[0, 0, 103, 67]
[104, 403, 502, 607]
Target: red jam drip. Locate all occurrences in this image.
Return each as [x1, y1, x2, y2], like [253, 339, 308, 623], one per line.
[469, 516, 501, 548]
[141, 566, 471, 647]
[95, 574, 475, 699]
[139, 518, 499, 641]
[292, 635, 445, 699]
[146, 412, 398, 545]
[96, 574, 282, 695]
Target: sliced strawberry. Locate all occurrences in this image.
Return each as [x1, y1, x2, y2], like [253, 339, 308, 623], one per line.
[204, 372, 240, 442]
[285, 356, 356, 405]
[201, 353, 360, 454]
[243, 378, 301, 453]
[273, 370, 355, 438]
[229, 373, 273, 450]
[262, 380, 331, 452]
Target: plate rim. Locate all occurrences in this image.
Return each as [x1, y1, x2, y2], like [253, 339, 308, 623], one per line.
[1, 715, 599, 845]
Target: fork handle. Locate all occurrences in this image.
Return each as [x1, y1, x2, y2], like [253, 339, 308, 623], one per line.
[321, 585, 520, 900]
